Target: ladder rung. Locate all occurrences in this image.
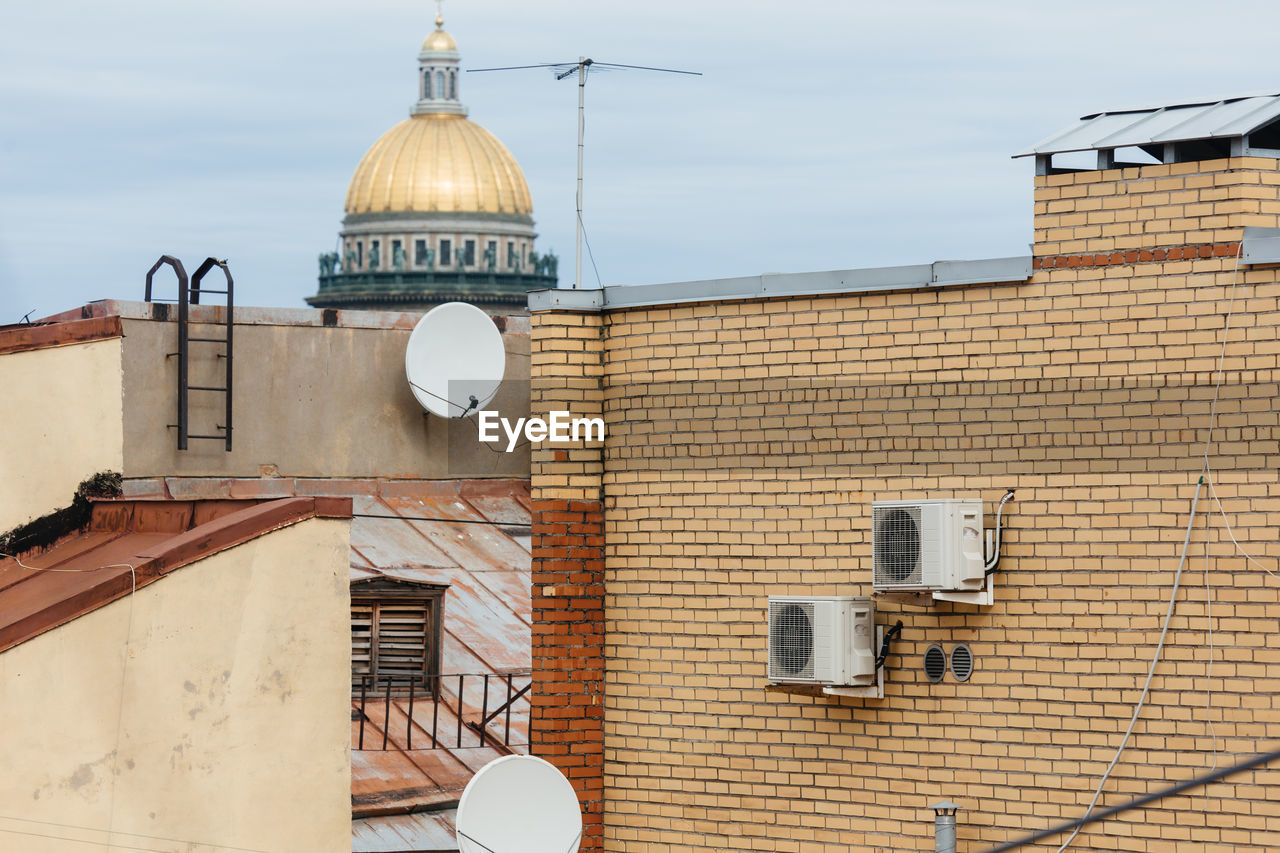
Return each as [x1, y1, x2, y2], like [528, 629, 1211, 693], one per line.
[193, 289, 229, 294]
[188, 337, 227, 343]
[188, 385, 227, 392]
[188, 434, 229, 440]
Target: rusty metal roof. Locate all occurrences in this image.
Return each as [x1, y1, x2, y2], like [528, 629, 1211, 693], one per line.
[346, 479, 532, 831]
[0, 497, 352, 654]
[352, 810, 460, 852]
[126, 477, 533, 850]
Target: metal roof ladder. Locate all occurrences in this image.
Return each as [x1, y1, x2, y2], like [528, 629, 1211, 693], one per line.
[145, 255, 235, 451]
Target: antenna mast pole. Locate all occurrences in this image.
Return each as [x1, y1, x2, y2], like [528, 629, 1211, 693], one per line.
[470, 55, 698, 291]
[575, 57, 586, 289]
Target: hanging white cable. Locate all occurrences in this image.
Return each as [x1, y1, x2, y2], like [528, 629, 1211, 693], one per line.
[1055, 477, 1203, 852]
[1059, 246, 1257, 851]
[1206, 476, 1280, 581]
[1199, 498, 1219, 846]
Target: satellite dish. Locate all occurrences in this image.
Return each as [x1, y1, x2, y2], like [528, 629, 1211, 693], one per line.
[404, 302, 506, 418]
[456, 755, 582, 853]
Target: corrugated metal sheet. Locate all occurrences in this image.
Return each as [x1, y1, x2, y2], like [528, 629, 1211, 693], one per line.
[1016, 92, 1280, 156]
[0, 498, 344, 654]
[19, 477, 533, 852]
[347, 480, 531, 847]
[352, 809, 459, 853]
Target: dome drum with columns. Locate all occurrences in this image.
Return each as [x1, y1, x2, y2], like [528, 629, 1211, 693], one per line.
[309, 15, 557, 312]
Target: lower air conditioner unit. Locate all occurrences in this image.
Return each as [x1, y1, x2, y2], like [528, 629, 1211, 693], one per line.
[767, 595, 875, 686]
[872, 498, 989, 605]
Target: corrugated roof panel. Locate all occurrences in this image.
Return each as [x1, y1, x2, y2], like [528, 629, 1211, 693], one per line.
[352, 810, 460, 852]
[1212, 95, 1280, 137]
[1016, 92, 1280, 157]
[342, 479, 531, 850]
[350, 502, 459, 570]
[120, 478, 532, 851]
[1021, 110, 1147, 155]
[1090, 107, 1187, 149]
[1151, 97, 1267, 142]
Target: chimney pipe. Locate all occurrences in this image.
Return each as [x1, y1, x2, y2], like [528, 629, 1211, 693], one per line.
[930, 801, 960, 853]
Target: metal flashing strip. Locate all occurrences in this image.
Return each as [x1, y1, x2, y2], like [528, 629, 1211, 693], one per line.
[526, 288, 604, 312]
[529, 257, 1031, 313]
[1242, 226, 1280, 265]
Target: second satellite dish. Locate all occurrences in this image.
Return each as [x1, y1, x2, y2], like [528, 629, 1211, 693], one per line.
[455, 755, 582, 853]
[405, 302, 506, 418]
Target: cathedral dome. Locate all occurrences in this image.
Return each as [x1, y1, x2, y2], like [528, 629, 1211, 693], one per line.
[310, 13, 557, 313]
[344, 114, 533, 216]
[422, 24, 457, 52]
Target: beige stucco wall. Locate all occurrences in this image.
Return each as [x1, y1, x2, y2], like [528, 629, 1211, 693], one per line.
[0, 516, 351, 853]
[0, 338, 124, 532]
[120, 317, 529, 480]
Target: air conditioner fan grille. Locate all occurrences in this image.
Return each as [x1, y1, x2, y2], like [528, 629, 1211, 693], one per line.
[768, 601, 814, 680]
[873, 505, 922, 586]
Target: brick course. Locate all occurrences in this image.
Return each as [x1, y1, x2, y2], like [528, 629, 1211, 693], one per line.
[532, 158, 1280, 851]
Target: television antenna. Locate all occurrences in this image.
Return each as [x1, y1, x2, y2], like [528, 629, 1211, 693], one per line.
[455, 754, 583, 853]
[469, 57, 700, 289]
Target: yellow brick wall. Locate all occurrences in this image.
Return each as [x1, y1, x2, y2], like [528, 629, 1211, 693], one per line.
[1034, 157, 1280, 257]
[555, 220, 1280, 850]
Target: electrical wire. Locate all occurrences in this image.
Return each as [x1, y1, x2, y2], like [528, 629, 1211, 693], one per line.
[352, 513, 528, 527]
[0, 826, 187, 852]
[1054, 478, 1204, 852]
[0, 817, 266, 853]
[407, 379, 479, 417]
[1200, 499, 1219, 838]
[580, 218, 604, 289]
[1, 551, 146, 852]
[1055, 247, 1272, 851]
[1205, 475, 1280, 581]
[405, 378, 536, 453]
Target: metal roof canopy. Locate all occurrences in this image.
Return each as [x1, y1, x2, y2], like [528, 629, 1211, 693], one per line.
[1015, 92, 1280, 174]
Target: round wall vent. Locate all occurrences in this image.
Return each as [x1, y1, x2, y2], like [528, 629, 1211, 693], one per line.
[923, 644, 947, 683]
[950, 643, 974, 682]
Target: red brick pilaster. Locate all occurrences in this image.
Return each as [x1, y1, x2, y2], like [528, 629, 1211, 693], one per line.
[528, 308, 605, 848]
[530, 498, 604, 847]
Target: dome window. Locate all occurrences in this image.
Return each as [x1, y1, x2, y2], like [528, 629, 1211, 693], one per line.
[436, 71, 445, 99]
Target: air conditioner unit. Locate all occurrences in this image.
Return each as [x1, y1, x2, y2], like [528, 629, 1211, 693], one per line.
[767, 596, 875, 686]
[872, 498, 989, 604]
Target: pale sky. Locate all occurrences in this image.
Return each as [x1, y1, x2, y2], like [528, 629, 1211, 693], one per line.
[3, 0, 1280, 320]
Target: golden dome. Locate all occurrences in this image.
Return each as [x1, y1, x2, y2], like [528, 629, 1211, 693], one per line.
[422, 18, 456, 51]
[344, 114, 533, 216]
